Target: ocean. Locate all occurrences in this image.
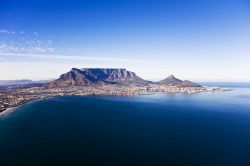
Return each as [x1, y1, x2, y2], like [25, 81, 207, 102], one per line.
[0, 83, 250, 166]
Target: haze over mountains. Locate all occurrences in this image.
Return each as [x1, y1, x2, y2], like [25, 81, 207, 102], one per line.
[46, 68, 201, 88]
[0, 80, 49, 86]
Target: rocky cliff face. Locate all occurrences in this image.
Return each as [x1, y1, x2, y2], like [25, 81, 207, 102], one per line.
[46, 68, 148, 87]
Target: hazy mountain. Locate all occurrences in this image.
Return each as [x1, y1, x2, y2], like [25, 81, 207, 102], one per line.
[0, 80, 50, 87]
[0, 80, 34, 86]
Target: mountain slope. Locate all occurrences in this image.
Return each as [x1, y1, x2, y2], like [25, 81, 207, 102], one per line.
[176, 80, 201, 87]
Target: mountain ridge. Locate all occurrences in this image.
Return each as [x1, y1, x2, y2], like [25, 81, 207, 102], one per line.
[45, 68, 201, 88]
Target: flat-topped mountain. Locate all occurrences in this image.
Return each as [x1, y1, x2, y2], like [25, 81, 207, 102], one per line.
[46, 68, 148, 87]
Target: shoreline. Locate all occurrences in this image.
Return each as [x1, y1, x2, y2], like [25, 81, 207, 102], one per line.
[0, 98, 47, 116]
[0, 87, 231, 115]
[0, 106, 18, 116]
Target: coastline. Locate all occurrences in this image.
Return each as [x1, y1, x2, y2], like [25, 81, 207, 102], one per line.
[0, 98, 47, 116]
[0, 106, 18, 116]
[0, 87, 231, 115]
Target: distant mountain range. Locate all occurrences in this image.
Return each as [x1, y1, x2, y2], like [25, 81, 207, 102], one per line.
[45, 68, 201, 88]
[0, 79, 34, 86]
[0, 80, 49, 87]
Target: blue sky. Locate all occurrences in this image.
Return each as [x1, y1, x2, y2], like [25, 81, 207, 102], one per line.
[0, 0, 250, 81]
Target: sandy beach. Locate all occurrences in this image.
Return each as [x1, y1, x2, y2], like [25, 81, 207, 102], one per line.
[0, 106, 17, 117]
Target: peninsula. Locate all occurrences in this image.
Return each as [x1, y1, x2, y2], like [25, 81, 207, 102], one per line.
[0, 68, 229, 113]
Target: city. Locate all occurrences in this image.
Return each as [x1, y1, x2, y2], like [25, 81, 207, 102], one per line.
[0, 83, 229, 113]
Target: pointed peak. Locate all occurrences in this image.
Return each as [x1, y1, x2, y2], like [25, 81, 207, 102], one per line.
[166, 74, 177, 79]
[167, 74, 175, 78]
[158, 74, 182, 85]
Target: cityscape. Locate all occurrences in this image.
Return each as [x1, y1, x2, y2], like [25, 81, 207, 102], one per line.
[0, 68, 229, 113]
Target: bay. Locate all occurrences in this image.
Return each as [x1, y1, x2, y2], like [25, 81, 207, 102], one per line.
[0, 85, 250, 166]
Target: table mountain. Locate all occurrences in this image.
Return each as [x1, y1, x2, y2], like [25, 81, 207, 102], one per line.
[46, 68, 148, 87]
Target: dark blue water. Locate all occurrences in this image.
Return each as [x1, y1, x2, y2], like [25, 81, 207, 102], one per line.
[200, 82, 250, 88]
[1, 86, 250, 166]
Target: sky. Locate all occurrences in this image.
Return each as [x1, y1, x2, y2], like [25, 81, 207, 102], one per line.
[0, 0, 250, 81]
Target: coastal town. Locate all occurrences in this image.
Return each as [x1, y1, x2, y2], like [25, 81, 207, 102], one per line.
[0, 84, 229, 113]
[0, 68, 231, 113]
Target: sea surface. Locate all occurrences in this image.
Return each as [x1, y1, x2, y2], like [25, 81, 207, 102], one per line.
[1, 83, 250, 166]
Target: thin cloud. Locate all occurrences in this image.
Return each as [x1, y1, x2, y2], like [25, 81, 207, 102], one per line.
[0, 52, 159, 63]
[0, 35, 158, 63]
[0, 38, 56, 54]
[0, 29, 15, 34]
[0, 29, 160, 64]
[32, 32, 38, 36]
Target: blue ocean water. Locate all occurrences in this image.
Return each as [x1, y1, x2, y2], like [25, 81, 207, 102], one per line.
[0, 84, 250, 166]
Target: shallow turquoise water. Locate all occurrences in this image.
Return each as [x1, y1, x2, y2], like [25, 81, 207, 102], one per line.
[0, 87, 250, 166]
